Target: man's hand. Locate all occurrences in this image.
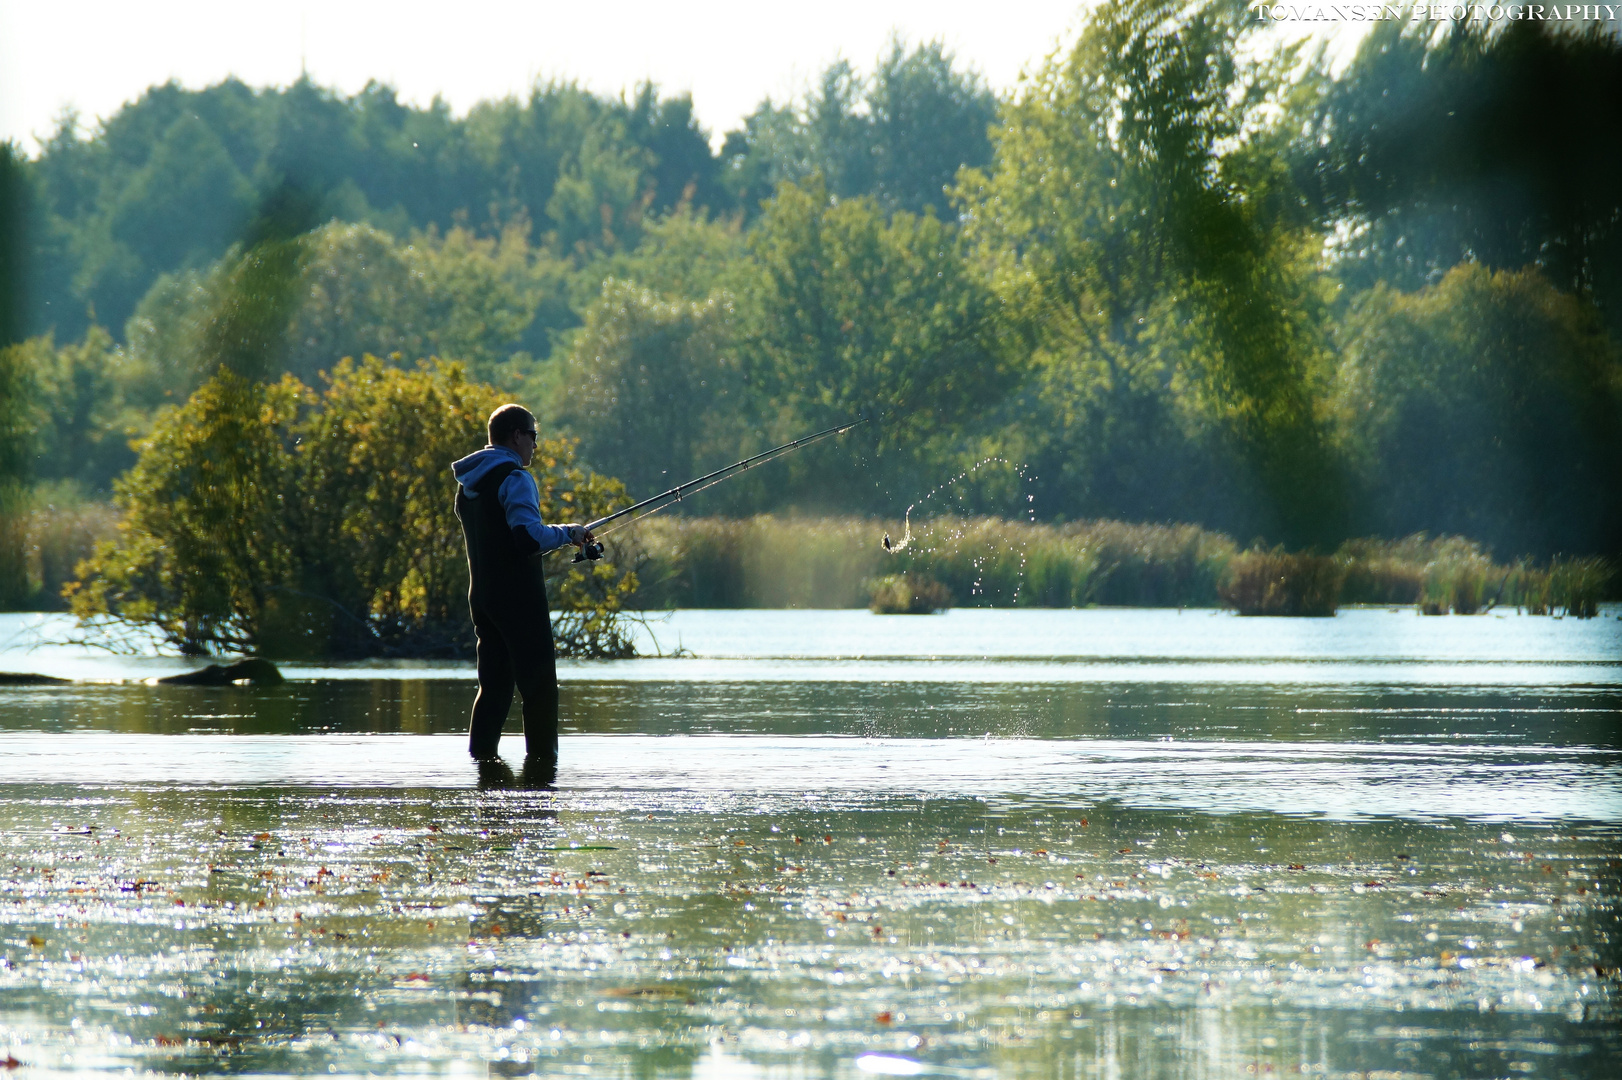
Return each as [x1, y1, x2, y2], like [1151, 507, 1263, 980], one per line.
[565, 524, 595, 548]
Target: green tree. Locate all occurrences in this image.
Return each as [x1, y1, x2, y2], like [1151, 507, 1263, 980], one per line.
[198, 182, 320, 383]
[71, 358, 640, 657]
[0, 335, 39, 607]
[285, 222, 430, 382]
[67, 370, 304, 655]
[560, 280, 741, 500]
[1333, 264, 1622, 557]
[24, 327, 138, 488]
[126, 218, 562, 392]
[959, 0, 1341, 544]
[617, 83, 723, 213]
[121, 268, 215, 410]
[412, 222, 563, 384]
[868, 40, 997, 215]
[546, 121, 651, 255]
[742, 178, 1010, 508]
[296, 357, 496, 655]
[36, 83, 262, 338]
[19, 74, 730, 346]
[577, 207, 748, 307]
[1308, 20, 1622, 327]
[0, 141, 28, 348]
[0, 336, 39, 484]
[463, 83, 603, 232]
[718, 101, 809, 216]
[108, 113, 254, 281]
[719, 41, 995, 218]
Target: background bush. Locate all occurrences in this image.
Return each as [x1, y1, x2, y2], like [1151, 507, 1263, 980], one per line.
[67, 358, 638, 657]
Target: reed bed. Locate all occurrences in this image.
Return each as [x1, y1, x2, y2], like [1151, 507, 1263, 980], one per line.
[621, 517, 1615, 616]
[8, 503, 1612, 618]
[867, 573, 953, 614]
[1334, 535, 1613, 617]
[1219, 550, 1344, 617]
[626, 516, 884, 609]
[0, 490, 121, 611]
[887, 517, 1237, 608]
[623, 515, 1238, 610]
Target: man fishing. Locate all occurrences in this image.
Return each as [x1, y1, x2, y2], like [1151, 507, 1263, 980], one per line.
[452, 404, 593, 767]
[451, 412, 864, 772]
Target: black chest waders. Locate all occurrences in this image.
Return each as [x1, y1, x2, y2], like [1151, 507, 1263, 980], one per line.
[455, 461, 558, 766]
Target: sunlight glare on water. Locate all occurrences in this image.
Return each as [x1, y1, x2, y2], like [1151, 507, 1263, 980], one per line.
[0, 608, 1618, 1078]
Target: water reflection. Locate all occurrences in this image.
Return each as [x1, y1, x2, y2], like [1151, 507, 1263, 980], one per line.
[477, 756, 558, 791]
[0, 678, 1619, 743]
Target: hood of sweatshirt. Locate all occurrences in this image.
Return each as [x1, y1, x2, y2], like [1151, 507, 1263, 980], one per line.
[451, 445, 524, 495]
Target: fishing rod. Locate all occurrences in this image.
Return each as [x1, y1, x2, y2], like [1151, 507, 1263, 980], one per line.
[569, 418, 868, 562]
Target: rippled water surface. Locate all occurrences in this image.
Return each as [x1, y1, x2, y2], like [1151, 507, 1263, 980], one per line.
[0, 609, 1618, 1078]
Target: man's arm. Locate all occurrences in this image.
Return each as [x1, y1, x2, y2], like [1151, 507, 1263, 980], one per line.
[498, 471, 580, 556]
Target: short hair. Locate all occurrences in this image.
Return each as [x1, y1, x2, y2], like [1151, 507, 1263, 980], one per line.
[488, 403, 535, 446]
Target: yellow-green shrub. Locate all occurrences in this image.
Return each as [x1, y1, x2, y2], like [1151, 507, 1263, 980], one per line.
[1219, 549, 1344, 617]
[69, 358, 637, 657]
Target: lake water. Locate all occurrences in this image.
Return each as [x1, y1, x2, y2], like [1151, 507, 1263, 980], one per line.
[0, 608, 1618, 1078]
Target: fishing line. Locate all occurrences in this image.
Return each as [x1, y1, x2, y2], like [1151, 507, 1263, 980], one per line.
[883, 457, 1039, 553]
[564, 419, 868, 561]
[879, 457, 1040, 603]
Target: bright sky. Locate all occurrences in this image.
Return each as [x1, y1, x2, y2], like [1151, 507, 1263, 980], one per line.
[0, 1, 1371, 156]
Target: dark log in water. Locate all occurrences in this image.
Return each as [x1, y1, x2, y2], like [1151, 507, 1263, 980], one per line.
[0, 672, 71, 685]
[156, 658, 284, 686]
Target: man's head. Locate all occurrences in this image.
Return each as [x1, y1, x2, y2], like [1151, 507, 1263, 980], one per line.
[488, 403, 538, 466]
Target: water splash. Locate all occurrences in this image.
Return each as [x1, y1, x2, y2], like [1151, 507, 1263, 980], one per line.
[881, 458, 1040, 603]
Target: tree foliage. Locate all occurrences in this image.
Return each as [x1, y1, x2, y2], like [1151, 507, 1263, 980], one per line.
[560, 280, 741, 501]
[0, 141, 28, 349]
[17, 43, 994, 346]
[740, 178, 1010, 508]
[720, 40, 996, 217]
[961, 0, 1342, 544]
[1334, 263, 1622, 557]
[67, 370, 304, 655]
[5, 7, 1620, 637]
[0, 333, 38, 608]
[1308, 19, 1622, 324]
[69, 359, 638, 657]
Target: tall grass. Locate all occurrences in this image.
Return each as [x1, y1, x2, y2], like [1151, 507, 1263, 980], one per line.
[1219, 550, 1343, 616]
[0, 486, 121, 611]
[0, 483, 28, 610]
[619, 517, 1615, 616]
[887, 517, 1236, 608]
[1537, 556, 1614, 618]
[12, 501, 1609, 618]
[622, 515, 1238, 609]
[628, 516, 883, 608]
[868, 573, 953, 614]
[1333, 534, 1613, 617]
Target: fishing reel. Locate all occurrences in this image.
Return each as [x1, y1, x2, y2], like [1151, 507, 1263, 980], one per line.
[572, 539, 605, 563]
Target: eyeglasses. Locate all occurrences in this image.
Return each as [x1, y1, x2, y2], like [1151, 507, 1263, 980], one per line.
[519, 429, 537, 439]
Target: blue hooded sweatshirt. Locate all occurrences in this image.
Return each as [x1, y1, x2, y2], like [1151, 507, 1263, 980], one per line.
[451, 446, 577, 557]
